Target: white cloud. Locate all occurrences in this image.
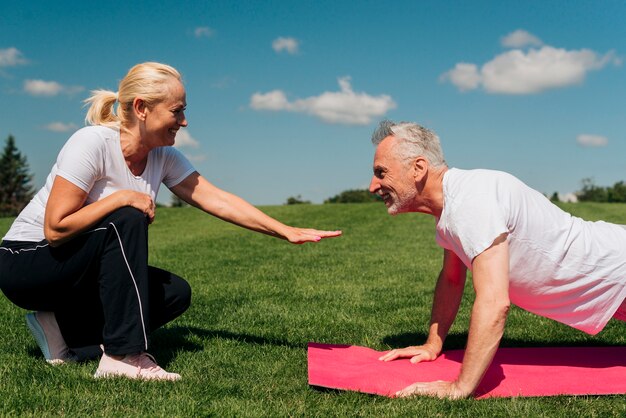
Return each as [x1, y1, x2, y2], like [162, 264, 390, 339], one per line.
[250, 90, 290, 111]
[272, 37, 300, 54]
[24, 79, 84, 97]
[24, 79, 64, 96]
[576, 134, 608, 147]
[501, 30, 543, 48]
[441, 31, 620, 95]
[440, 63, 480, 91]
[43, 122, 78, 132]
[174, 128, 200, 148]
[194, 26, 214, 38]
[0, 47, 28, 67]
[482, 47, 615, 94]
[250, 77, 397, 125]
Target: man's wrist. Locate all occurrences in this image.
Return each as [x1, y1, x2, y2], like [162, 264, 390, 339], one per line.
[451, 379, 474, 398]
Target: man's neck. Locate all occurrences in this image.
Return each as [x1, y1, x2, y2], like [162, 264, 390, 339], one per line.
[415, 167, 447, 218]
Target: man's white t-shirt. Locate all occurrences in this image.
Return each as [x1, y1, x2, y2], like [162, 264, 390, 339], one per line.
[3, 125, 195, 242]
[435, 168, 626, 335]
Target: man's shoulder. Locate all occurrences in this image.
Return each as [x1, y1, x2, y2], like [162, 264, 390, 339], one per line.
[443, 168, 527, 219]
[447, 168, 526, 193]
[448, 167, 517, 181]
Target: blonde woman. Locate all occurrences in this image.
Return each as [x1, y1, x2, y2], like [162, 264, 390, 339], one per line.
[0, 62, 341, 380]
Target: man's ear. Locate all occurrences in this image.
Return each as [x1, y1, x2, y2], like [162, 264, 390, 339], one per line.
[132, 97, 147, 121]
[413, 156, 429, 183]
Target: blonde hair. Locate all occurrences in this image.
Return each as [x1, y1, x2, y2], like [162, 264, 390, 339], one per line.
[84, 62, 182, 129]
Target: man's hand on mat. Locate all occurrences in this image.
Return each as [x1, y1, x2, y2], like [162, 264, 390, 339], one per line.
[395, 380, 470, 399]
[378, 345, 439, 364]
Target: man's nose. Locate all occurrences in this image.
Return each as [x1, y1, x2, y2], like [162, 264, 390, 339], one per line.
[369, 176, 379, 193]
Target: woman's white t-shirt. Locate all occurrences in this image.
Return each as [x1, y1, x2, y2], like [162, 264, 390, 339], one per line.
[436, 168, 626, 335]
[3, 125, 195, 242]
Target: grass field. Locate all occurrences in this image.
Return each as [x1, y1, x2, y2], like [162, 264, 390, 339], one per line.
[0, 202, 625, 417]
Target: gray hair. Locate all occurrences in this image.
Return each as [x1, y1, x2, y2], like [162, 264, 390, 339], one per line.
[371, 120, 447, 168]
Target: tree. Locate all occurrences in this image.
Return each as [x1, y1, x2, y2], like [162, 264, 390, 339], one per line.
[0, 135, 34, 216]
[324, 189, 381, 204]
[549, 192, 560, 203]
[608, 181, 626, 203]
[576, 178, 608, 202]
[284, 195, 311, 205]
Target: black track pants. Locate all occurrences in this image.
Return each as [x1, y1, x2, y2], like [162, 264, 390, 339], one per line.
[0, 207, 191, 356]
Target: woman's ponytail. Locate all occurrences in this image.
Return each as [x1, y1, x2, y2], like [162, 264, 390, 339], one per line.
[84, 90, 119, 128]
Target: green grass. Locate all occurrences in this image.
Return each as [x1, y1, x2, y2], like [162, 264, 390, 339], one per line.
[1, 202, 625, 417]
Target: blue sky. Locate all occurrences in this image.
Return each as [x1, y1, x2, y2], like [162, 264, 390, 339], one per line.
[1, 0, 624, 205]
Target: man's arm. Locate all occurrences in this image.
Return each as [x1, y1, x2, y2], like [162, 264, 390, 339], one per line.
[396, 233, 510, 399]
[379, 249, 467, 363]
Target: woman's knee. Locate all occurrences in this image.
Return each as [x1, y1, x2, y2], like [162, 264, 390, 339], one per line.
[107, 207, 149, 227]
[171, 276, 192, 314]
[149, 268, 192, 323]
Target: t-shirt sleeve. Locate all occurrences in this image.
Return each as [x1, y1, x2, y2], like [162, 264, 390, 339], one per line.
[55, 129, 105, 192]
[450, 193, 509, 261]
[161, 147, 196, 188]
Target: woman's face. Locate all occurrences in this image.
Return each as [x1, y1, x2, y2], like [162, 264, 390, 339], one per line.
[143, 80, 188, 147]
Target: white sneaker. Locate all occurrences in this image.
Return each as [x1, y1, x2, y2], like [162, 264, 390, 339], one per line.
[94, 348, 181, 381]
[25, 311, 76, 365]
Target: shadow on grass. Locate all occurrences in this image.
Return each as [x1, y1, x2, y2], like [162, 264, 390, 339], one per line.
[151, 325, 303, 365]
[24, 326, 302, 366]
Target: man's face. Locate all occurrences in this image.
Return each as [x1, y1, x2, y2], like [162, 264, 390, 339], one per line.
[369, 136, 418, 215]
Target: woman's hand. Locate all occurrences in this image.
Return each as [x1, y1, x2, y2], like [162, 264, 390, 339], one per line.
[283, 227, 342, 244]
[378, 344, 440, 364]
[114, 190, 156, 223]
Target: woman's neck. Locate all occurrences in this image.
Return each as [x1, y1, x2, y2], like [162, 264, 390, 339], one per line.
[120, 129, 150, 176]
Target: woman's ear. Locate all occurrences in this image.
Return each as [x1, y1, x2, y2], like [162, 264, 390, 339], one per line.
[132, 97, 147, 121]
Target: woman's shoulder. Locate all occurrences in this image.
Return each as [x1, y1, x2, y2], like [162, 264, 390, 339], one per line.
[64, 125, 118, 148]
[69, 125, 119, 141]
[59, 125, 119, 161]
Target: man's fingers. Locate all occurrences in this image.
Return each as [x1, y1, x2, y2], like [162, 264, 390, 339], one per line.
[395, 381, 450, 398]
[379, 349, 406, 361]
[380, 347, 435, 362]
[410, 354, 425, 364]
[378, 352, 397, 361]
[395, 383, 422, 398]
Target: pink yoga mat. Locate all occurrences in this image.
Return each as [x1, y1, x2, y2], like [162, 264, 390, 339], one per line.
[308, 343, 626, 398]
